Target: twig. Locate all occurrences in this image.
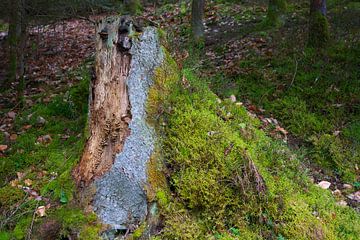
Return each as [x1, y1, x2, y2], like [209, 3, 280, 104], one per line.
[26, 201, 39, 240]
[290, 58, 298, 87]
[78, 16, 96, 24]
[0, 194, 29, 229]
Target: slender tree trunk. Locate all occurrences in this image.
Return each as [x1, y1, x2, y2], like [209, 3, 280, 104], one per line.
[5, 0, 26, 104]
[266, 0, 287, 27]
[308, 0, 329, 47]
[17, 0, 27, 105]
[6, 0, 20, 89]
[191, 0, 205, 43]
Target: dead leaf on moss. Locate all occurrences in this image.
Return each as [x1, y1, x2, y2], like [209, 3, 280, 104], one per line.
[36, 206, 46, 217]
[24, 179, 33, 186]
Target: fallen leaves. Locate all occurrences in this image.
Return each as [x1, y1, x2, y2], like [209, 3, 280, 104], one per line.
[0, 144, 8, 152]
[37, 134, 52, 144]
[7, 111, 16, 119]
[36, 206, 47, 217]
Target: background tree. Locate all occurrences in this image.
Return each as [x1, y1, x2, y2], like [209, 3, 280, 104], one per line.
[124, 0, 142, 15]
[0, 0, 123, 102]
[266, 0, 287, 27]
[308, 0, 329, 47]
[191, 0, 205, 43]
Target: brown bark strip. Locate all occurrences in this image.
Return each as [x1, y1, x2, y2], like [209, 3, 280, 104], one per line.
[74, 18, 132, 187]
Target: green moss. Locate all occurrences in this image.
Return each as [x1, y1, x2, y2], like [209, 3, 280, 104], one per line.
[124, 0, 142, 15]
[265, 0, 287, 27]
[79, 225, 102, 240]
[269, 96, 331, 138]
[308, 11, 330, 48]
[0, 186, 25, 208]
[311, 134, 358, 181]
[132, 223, 146, 239]
[13, 217, 32, 240]
[54, 208, 100, 238]
[0, 231, 11, 240]
[148, 63, 360, 239]
[0, 65, 91, 237]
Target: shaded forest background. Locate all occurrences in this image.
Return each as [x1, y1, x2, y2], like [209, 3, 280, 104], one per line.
[0, 0, 359, 239]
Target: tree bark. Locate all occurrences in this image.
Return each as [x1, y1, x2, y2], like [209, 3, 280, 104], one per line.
[17, 0, 27, 104]
[191, 0, 205, 43]
[6, 0, 20, 89]
[5, 0, 26, 103]
[74, 17, 132, 187]
[308, 0, 329, 47]
[73, 16, 164, 232]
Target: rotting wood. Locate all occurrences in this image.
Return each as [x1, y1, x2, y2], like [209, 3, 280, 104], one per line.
[74, 16, 134, 187]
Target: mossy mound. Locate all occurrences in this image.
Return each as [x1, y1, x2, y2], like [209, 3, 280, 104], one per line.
[146, 53, 360, 239]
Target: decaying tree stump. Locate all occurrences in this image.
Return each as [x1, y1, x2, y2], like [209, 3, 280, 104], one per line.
[73, 16, 164, 232]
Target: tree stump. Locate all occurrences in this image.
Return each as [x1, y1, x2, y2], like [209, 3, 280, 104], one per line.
[73, 16, 164, 231]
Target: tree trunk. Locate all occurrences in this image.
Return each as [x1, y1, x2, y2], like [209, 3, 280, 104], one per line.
[191, 0, 205, 43]
[73, 16, 164, 232]
[308, 0, 329, 47]
[266, 0, 287, 27]
[5, 0, 26, 104]
[17, 0, 27, 105]
[6, 0, 20, 89]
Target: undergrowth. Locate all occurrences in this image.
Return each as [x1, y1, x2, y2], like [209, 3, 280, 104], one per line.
[0, 65, 101, 239]
[146, 52, 360, 239]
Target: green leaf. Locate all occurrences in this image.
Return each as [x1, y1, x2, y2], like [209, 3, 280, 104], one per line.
[60, 190, 68, 204]
[229, 227, 240, 236]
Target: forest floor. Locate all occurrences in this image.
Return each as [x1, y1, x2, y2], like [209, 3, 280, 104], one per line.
[145, 0, 360, 208]
[0, 0, 359, 239]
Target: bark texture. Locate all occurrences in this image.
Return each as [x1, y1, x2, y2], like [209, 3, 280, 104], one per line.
[191, 0, 205, 43]
[5, 0, 26, 94]
[74, 17, 132, 187]
[74, 16, 164, 231]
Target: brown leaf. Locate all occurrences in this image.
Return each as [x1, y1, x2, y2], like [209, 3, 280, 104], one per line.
[7, 111, 16, 119]
[0, 145, 8, 152]
[22, 124, 32, 130]
[36, 206, 46, 217]
[10, 134, 17, 141]
[24, 179, 33, 186]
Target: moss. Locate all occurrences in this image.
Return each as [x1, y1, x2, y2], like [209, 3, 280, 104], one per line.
[311, 134, 358, 181]
[79, 225, 102, 240]
[308, 11, 330, 48]
[0, 65, 91, 237]
[124, 0, 142, 15]
[148, 63, 360, 239]
[269, 96, 332, 138]
[0, 186, 25, 208]
[132, 222, 146, 239]
[0, 231, 11, 240]
[13, 217, 32, 240]
[265, 0, 287, 27]
[54, 207, 101, 238]
[146, 153, 167, 202]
